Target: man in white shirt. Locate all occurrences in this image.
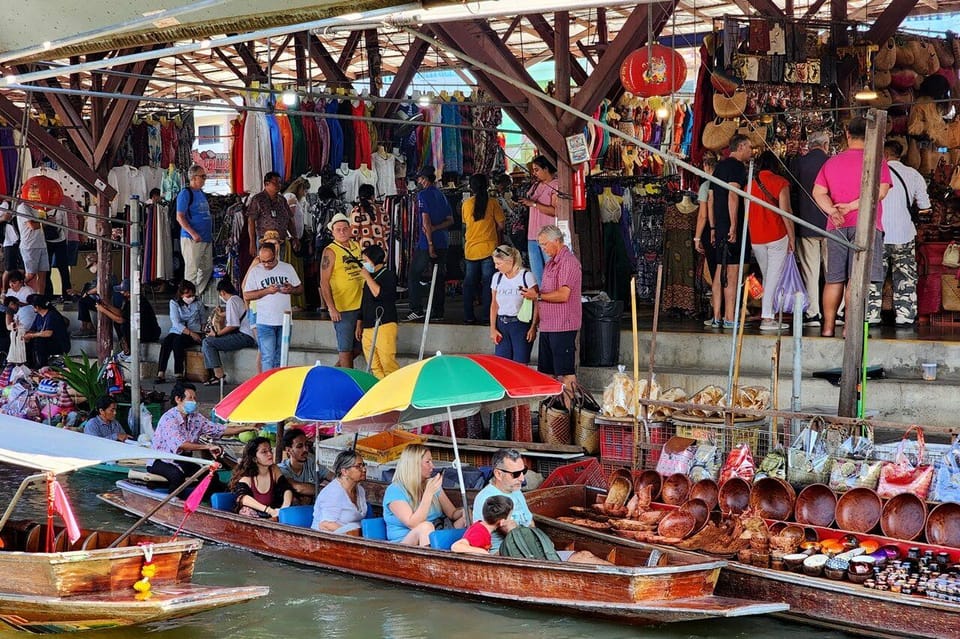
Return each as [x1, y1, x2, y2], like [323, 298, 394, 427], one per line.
[16, 201, 50, 295]
[868, 139, 931, 327]
[242, 243, 303, 370]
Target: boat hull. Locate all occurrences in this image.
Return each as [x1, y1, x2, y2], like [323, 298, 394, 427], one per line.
[104, 481, 785, 625]
[525, 485, 960, 639]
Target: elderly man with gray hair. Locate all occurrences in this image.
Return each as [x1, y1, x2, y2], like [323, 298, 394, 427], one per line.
[791, 130, 831, 326]
[472, 448, 535, 553]
[176, 164, 213, 295]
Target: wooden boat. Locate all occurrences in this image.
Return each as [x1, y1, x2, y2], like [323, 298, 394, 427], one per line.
[526, 484, 960, 639]
[0, 416, 269, 633]
[103, 479, 787, 625]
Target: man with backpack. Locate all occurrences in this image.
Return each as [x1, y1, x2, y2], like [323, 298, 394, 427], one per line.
[176, 164, 213, 296]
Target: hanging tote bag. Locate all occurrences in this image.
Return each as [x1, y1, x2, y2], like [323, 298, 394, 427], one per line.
[754, 447, 787, 481]
[877, 425, 935, 500]
[787, 416, 833, 488]
[772, 254, 809, 314]
[719, 443, 756, 484]
[538, 392, 571, 446]
[931, 436, 960, 503]
[571, 384, 601, 454]
[702, 118, 738, 152]
[828, 422, 882, 492]
[713, 91, 747, 119]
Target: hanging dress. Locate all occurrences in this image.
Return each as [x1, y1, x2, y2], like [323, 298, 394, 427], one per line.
[326, 100, 344, 170]
[352, 100, 372, 169]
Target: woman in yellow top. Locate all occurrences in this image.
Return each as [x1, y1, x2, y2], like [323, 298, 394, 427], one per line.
[462, 174, 504, 325]
[320, 213, 364, 368]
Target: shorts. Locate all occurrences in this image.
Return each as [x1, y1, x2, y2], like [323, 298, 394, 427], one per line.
[333, 309, 361, 353]
[2, 244, 22, 272]
[20, 246, 49, 274]
[825, 227, 885, 284]
[712, 238, 741, 271]
[537, 330, 578, 377]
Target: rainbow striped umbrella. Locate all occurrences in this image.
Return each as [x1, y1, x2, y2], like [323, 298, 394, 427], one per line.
[214, 365, 378, 423]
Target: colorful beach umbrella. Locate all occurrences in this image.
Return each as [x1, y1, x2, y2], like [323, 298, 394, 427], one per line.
[340, 353, 563, 524]
[214, 365, 378, 423]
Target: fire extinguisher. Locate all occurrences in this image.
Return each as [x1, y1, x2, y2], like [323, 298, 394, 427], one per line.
[572, 163, 586, 211]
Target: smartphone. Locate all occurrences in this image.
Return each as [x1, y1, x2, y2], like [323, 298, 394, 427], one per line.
[495, 334, 503, 345]
[431, 469, 443, 478]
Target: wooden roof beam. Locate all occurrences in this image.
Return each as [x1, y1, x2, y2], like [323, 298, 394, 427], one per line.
[176, 56, 235, 104]
[269, 34, 294, 70]
[746, 0, 786, 17]
[560, 1, 677, 135]
[374, 37, 429, 118]
[866, 0, 920, 43]
[213, 46, 247, 82]
[295, 33, 351, 85]
[802, 0, 829, 18]
[502, 16, 523, 43]
[338, 31, 362, 69]
[234, 42, 265, 81]
[94, 56, 159, 170]
[365, 29, 382, 96]
[527, 14, 589, 86]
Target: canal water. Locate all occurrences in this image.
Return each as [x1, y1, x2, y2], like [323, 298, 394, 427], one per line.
[0, 464, 850, 639]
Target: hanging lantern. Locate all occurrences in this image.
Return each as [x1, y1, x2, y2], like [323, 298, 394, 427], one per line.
[620, 45, 687, 97]
[20, 175, 63, 213]
[572, 163, 586, 211]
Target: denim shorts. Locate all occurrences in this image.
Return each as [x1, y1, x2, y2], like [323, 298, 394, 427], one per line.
[333, 309, 361, 352]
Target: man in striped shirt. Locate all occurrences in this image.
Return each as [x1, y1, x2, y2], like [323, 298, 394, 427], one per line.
[521, 225, 581, 404]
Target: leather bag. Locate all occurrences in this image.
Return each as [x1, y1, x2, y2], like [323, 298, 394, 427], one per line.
[877, 425, 935, 500]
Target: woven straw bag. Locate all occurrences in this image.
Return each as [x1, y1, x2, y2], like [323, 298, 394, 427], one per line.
[942, 274, 960, 311]
[572, 385, 601, 454]
[539, 393, 571, 446]
[702, 118, 738, 152]
[713, 91, 747, 119]
[787, 416, 833, 488]
[738, 123, 768, 150]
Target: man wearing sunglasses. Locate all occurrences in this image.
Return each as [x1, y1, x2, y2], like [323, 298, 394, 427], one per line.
[472, 448, 534, 553]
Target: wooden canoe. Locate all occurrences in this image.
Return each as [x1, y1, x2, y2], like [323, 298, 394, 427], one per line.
[102, 480, 786, 625]
[0, 520, 268, 634]
[526, 484, 960, 639]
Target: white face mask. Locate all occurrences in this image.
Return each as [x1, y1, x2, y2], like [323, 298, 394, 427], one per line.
[182, 296, 196, 305]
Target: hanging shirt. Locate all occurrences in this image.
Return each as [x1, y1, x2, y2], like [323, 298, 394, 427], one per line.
[372, 151, 397, 197]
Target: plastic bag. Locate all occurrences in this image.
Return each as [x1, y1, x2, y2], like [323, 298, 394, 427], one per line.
[773, 254, 809, 314]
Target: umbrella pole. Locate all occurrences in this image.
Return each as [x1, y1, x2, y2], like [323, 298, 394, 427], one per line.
[280, 311, 292, 367]
[366, 308, 384, 374]
[418, 264, 439, 361]
[447, 405, 471, 526]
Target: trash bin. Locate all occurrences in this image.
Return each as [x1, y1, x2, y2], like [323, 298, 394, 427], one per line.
[580, 299, 623, 367]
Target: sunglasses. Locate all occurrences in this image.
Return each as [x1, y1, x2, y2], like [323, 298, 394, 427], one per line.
[493, 246, 511, 257]
[496, 467, 527, 478]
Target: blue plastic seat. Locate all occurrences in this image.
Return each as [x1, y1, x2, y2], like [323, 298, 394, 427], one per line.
[429, 528, 466, 550]
[210, 492, 236, 512]
[278, 505, 314, 528]
[361, 517, 387, 540]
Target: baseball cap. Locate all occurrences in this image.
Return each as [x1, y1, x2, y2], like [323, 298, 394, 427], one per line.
[417, 166, 436, 180]
[113, 279, 130, 293]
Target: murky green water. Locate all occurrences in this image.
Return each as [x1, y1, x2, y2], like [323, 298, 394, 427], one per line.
[0, 465, 850, 638]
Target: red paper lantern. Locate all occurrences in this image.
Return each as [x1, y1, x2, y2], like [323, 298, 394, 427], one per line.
[620, 45, 687, 97]
[20, 175, 63, 212]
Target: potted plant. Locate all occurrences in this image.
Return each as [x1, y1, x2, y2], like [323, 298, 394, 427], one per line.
[53, 351, 108, 411]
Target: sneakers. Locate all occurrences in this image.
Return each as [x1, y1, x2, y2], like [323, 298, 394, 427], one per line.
[116, 352, 131, 363]
[722, 320, 737, 329]
[802, 314, 822, 327]
[759, 319, 789, 331]
[703, 318, 722, 328]
[835, 313, 845, 326]
[405, 311, 425, 321]
[867, 317, 882, 325]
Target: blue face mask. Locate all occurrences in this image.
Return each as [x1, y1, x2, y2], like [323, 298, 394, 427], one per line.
[183, 400, 198, 414]
[363, 262, 376, 273]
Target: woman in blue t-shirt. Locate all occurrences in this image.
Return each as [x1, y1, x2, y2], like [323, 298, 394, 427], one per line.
[383, 444, 465, 545]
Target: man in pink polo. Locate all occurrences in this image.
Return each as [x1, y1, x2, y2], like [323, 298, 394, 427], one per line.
[521, 225, 581, 404]
[812, 116, 891, 338]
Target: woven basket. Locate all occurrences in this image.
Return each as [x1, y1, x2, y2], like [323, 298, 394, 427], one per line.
[511, 404, 532, 442]
[539, 393, 571, 446]
[573, 385, 601, 454]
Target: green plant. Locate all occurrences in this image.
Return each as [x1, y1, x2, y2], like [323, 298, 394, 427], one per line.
[54, 351, 107, 409]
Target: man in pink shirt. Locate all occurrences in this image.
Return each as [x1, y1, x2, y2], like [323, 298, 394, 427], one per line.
[521, 225, 581, 405]
[812, 117, 891, 337]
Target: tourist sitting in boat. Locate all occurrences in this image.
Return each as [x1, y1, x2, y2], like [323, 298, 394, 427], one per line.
[452, 495, 513, 555]
[149, 382, 257, 489]
[83, 396, 130, 442]
[311, 449, 368, 534]
[230, 436, 294, 519]
[383, 444, 466, 546]
[472, 449, 535, 553]
[278, 427, 330, 503]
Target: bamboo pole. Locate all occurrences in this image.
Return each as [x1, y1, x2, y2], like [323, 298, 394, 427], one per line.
[630, 276, 639, 470]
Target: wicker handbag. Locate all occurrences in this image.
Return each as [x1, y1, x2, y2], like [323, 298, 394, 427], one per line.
[702, 118, 738, 152]
[941, 274, 960, 311]
[738, 123, 768, 150]
[538, 392, 571, 446]
[828, 422, 881, 492]
[787, 416, 833, 488]
[713, 91, 747, 119]
[571, 384, 601, 454]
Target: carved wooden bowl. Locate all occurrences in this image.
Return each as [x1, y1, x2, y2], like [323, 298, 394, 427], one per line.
[718, 477, 751, 515]
[661, 473, 692, 506]
[794, 483, 837, 528]
[881, 493, 927, 541]
[926, 502, 960, 547]
[679, 498, 710, 534]
[749, 477, 796, 521]
[835, 487, 882, 533]
[634, 470, 662, 501]
[689, 478, 719, 512]
[657, 509, 697, 539]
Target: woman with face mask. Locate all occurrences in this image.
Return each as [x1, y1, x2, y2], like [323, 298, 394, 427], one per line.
[354, 245, 398, 379]
[156, 280, 204, 384]
[200, 278, 256, 385]
[148, 382, 256, 490]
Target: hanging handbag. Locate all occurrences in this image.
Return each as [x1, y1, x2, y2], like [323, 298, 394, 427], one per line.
[702, 118, 738, 152]
[877, 425, 935, 500]
[517, 297, 533, 323]
[828, 422, 882, 492]
[719, 443, 756, 484]
[571, 384, 601, 454]
[945, 242, 960, 269]
[931, 436, 960, 503]
[787, 416, 833, 488]
[689, 443, 722, 482]
[538, 392, 571, 446]
[713, 91, 747, 119]
[738, 123, 768, 150]
[755, 447, 787, 481]
[656, 436, 697, 476]
[941, 273, 960, 311]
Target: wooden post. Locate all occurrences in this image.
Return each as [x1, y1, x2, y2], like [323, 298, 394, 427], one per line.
[838, 109, 887, 417]
[96, 193, 114, 363]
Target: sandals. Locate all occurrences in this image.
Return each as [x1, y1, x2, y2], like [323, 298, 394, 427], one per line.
[203, 375, 225, 386]
[154, 375, 166, 384]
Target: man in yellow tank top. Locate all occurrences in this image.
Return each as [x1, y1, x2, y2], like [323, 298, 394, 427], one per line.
[320, 213, 364, 367]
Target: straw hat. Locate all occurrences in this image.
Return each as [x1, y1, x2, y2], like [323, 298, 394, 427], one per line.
[676, 194, 699, 214]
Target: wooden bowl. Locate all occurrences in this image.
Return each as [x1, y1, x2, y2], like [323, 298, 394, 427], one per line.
[794, 483, 837, 528]
[662, 473, 692, 506]
[926, 502, 960, 547]
[718, 477, 751, 515]
[689, 478, 719, 511]
[657, 509, 697, 539]
[606, 473, 633, 508]
[679, 498, 710, 533]
[880, 493, 927, 541]
[835, 487, 882, 533]
[634, 470, 662, 501]
[750, 477, 796, 521]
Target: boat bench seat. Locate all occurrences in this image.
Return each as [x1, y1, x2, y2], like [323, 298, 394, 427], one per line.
[210, 492, 236, 512]
[429, 528, 466, 550]
[278, 505, 313, 527]
[361, 517, 387, 540]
